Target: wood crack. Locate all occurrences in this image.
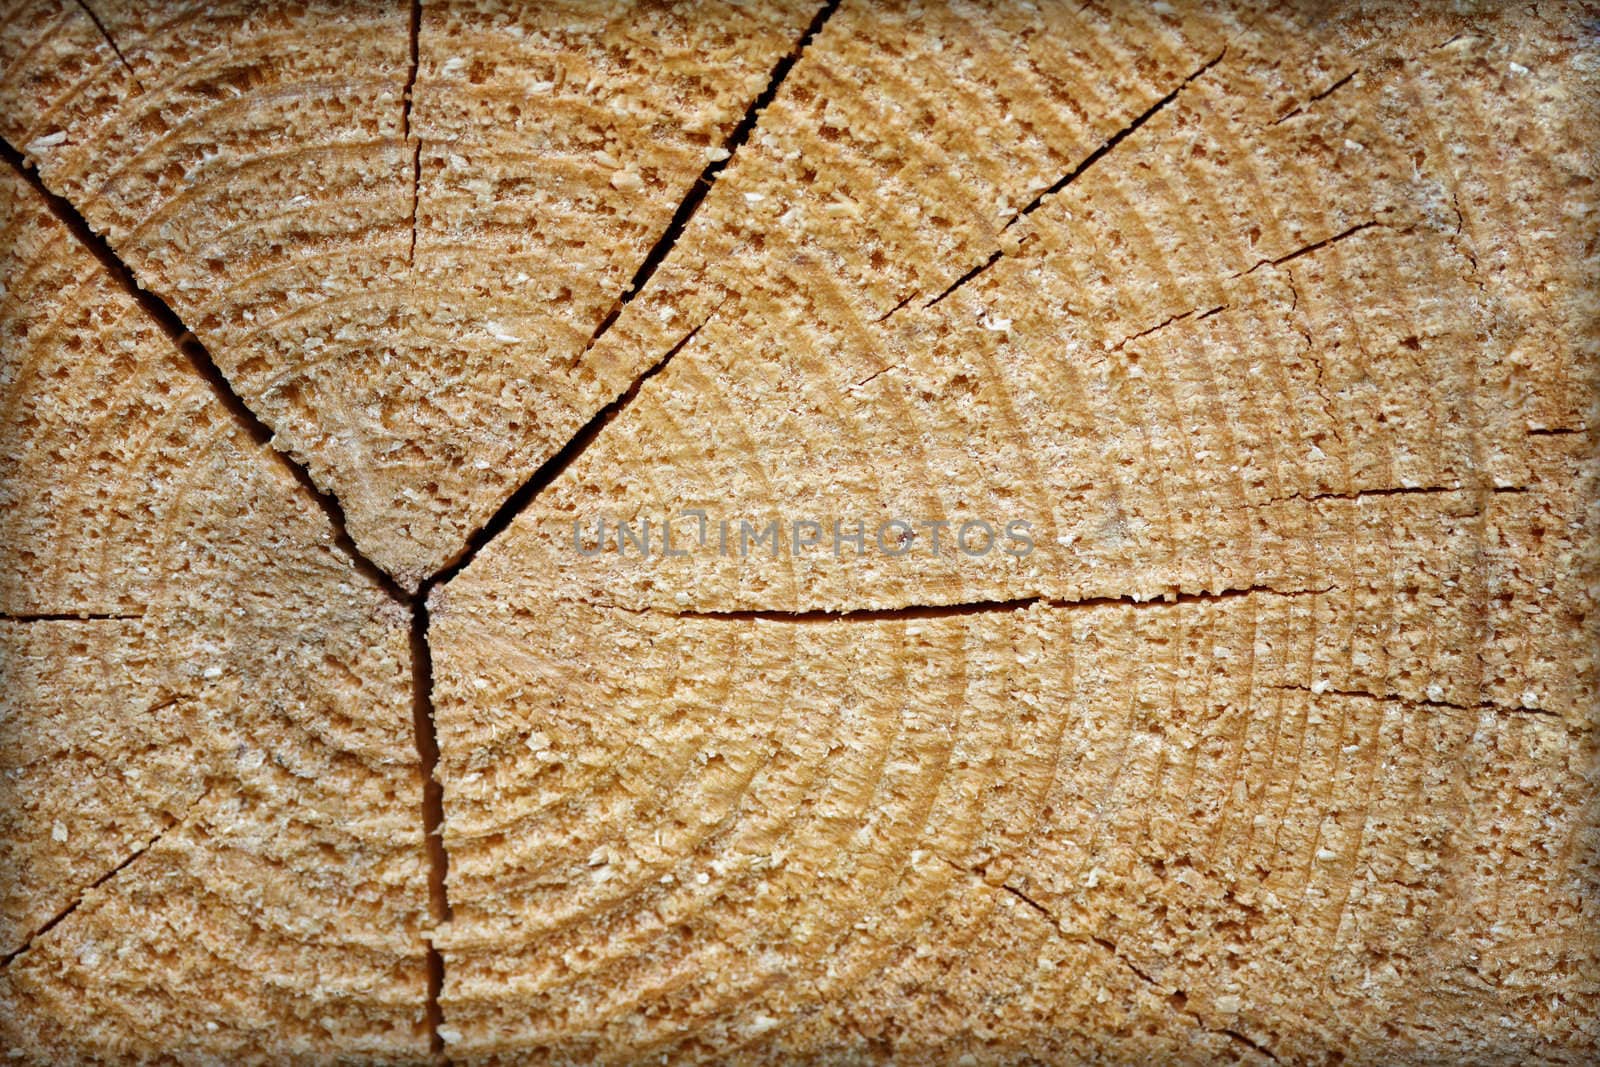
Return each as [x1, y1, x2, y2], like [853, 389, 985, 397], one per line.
[1236, 221, 1398, 276]
[1, 785, 212, 970]
[1448, 189, 1479, 273]
[0, 611, 143, 623]
[923, 248, 1005, 311]
[404, 0, 422, 267]
[1270, 682, 1558, 718]
[573, 0, 840, 367]
[1253, 483, 1527, 509]
[410, 599, 450, 1060]
[1085, 933, 1282, 1061]
[74, 0, 144, 95]
[940, 858, 1279, 1061]
[924, 46, 1228, 310]
[1001, 47, 1228, 234]
[1110, 303, 1229, 352]
[641, 584, 1334, 623]
[849, 361, 898, 391]
[1271, 68, 1358, 126]
[395, 8, 448, 1056]
[1281, 270, 1347, 451]
[673, 597, 1042, 623]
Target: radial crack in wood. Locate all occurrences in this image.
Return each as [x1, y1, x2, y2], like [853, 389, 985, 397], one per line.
[2, 0, 1597, 1063]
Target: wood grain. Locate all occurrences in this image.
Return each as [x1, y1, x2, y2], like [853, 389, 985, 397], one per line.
[1, 0, 1595, 1063]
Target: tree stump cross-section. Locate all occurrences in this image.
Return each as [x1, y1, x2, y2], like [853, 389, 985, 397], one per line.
[0, 1, 1596, 1063]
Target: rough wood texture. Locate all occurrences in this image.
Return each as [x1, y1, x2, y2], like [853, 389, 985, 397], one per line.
[0, 166, 429, 1060]
[2, 0, 1597, 1063]
[0, 0, 816, 586]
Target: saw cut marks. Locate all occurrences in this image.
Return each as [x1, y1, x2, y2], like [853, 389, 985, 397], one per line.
[0, 0, 819, 586]
[0, 166, 429, 1060]
[0, 0, 1595, 1063]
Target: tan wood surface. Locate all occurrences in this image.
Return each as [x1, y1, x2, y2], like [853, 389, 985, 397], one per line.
[1, 1, 1595, 1062]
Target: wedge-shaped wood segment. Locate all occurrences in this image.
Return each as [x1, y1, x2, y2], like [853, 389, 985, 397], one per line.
[0, 168, 429, 1060]
[427, 1, 1598, 1060]
[465, 4, 1598, 714]
[504, 46, 1588, 617]
[0, 0, 820, 587]
[429, 587, 1596, 1062]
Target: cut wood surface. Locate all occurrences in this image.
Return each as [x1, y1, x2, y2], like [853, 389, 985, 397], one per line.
[0, 164, 429, 1059]
[1, 0, 1596, 1063]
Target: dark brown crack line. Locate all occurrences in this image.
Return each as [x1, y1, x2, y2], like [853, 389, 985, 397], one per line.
[999, 883, 1053, 920]
[404, 0, 422, 267]
[1111, 303, 1228, 352]
[675, 597, 1041, 624]
[74, 0, 145, 94]
[925, 47, 1228, 310]
[407, 140, 422, 268]
[0, 138, 408, 607]
[410, 599, 450, 1058]
[1271, 68, 1358, 126]
[665, 584, 1332, 623]
[575, 0, 841, 362]
[1003, 47, 1228, 233]
[873, 290, 916, 324]
[943, 858, 1279, 1062]
[0, 611, 143, 623]
[1271, 683, 1557, 718]
[1256, 484, 1528, 508]
[1238, 221, 1392, 276]
[399, 10, 444, 1055]
[1090, 935, 1159, 986]
[1087, 935, 1281, 1062]
[403, 0, 421, 137]
[1, 787, 209, 970]
[923, 250, 1003, 311]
